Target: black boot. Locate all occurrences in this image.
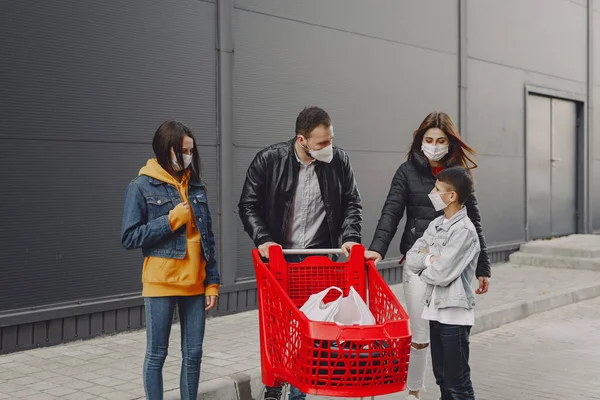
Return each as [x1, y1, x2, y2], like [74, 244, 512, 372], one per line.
[264, 385, 282, 400]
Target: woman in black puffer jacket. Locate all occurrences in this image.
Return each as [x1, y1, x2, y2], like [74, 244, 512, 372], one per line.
[365, 111, 490, 400]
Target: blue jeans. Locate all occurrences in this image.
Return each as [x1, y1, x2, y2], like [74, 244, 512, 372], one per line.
[143, 295, 206, 400]
[266, 254, 307, 400]
[429, 321, 475, 400]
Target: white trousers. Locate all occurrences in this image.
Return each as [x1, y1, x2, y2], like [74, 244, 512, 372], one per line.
[403, 265, 429, 392]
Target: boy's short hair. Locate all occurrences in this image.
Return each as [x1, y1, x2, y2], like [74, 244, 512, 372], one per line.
[436, 166, 474, 205]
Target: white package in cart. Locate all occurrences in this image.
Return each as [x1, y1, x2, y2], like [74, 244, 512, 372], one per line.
[299, 286, 344, 322]
[300, 286, 376, 325]
[334, 286, 376, 326]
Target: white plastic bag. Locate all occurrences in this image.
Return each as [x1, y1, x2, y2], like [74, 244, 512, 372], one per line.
[299, 286, 344, 322]
[334, 286, 376, 326]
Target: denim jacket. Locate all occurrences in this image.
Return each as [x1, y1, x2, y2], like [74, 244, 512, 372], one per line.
[406, 207, 480, 310]
[120, 175, 220, 286]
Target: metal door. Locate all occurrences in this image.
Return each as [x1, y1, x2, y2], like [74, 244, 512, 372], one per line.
[526, 95, 553, 239]
[526, 94, 578, 239]
[550, 99, 578, 236]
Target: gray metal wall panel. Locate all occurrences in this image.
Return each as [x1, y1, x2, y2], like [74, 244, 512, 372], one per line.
[1, 139, 146, 311]
[467, 57, 586, 244]
[471, 156, 525, 244]
[0, 0, 217, 312]
[234, 0, 458, 54]
[466, 63, 526, 156]
[468, 0, 587, 83]
[233, 9, 458, 151]
[0, 304, 145, 354]
[0, 0, 217, 146]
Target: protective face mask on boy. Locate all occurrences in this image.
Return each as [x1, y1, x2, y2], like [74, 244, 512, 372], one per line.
[421, 142, 449, 162]
[428, 192, 450, 212]
[171, 153, 192, 171]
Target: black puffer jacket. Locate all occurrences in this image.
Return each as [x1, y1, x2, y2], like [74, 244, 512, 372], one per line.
[238, 139, 362, 248]
[369, 152, 491, 278]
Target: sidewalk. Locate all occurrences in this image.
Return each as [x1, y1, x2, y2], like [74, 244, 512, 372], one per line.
[1, 262, 600, 400]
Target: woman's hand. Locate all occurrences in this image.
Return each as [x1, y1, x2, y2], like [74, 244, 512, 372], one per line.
[172, 202, 191, 222]
[476, 277, 490, 294]
[168, 202, 192, 232]
[364, 250, 383, 265]
[205, 295, 218, 311]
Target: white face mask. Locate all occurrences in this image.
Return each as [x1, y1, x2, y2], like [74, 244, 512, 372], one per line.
[171, 153, 192, 171]
[428, 192, 450, 212]
[422, 142, 449, 162]
[308, 144, 333, 163]
[300, 138, 334, 163]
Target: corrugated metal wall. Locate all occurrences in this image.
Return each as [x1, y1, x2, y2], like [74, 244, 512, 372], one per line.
[1, 0, 599, 352]
[0, 0, 217, 314]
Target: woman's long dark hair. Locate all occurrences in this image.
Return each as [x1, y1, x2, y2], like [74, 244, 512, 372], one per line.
[407, 111, 477, 169]
[152, 120, 201, 181]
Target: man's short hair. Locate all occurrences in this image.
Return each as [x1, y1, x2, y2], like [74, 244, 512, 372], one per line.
[436, 166, 474, 205]
[295, 106, 331, 138]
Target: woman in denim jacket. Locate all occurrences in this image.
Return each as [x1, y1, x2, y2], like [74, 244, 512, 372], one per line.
[121, 120, 220, 400]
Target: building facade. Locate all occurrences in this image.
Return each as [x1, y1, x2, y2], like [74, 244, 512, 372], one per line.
[1, 0, 599, 353]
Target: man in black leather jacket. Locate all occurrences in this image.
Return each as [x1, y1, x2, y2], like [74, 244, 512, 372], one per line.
[239, 106, 362, 259]
[238, 106, 362, 400]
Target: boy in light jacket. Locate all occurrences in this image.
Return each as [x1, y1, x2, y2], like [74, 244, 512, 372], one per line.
[406, 166, 481, 400]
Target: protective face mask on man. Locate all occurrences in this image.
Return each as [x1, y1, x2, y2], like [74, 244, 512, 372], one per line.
[308, 144, 333, 163]
[428, 192, 450, 212]
[171, 153, 193, 171]
[421, 142, 449, 162]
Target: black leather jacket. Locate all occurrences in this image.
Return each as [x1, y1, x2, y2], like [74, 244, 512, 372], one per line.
[369, 152, 491, 278]
[238, 139, 362, 248]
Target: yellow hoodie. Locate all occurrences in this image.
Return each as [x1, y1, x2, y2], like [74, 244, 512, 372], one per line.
[138, 159, 219, 298]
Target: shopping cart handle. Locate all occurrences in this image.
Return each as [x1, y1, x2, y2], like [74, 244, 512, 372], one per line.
[281, 248, 345, 255]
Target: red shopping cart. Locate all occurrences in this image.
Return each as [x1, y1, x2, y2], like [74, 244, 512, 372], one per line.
[253, 245, 412, 398]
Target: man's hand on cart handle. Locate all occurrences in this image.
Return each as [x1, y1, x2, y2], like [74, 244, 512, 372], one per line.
[341, 241, 359, 257]
[364, 250, 383, 265]
[258, 241, 281, 258]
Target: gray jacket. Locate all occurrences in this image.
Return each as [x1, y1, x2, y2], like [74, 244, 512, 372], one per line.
[406, 207, 481, 310]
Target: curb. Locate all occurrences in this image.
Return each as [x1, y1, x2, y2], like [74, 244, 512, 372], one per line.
[180, 282, 600, 400]
[471, 283, 600, 335]
[509, 251, 600, 271]
[162, 370, 263, 400]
